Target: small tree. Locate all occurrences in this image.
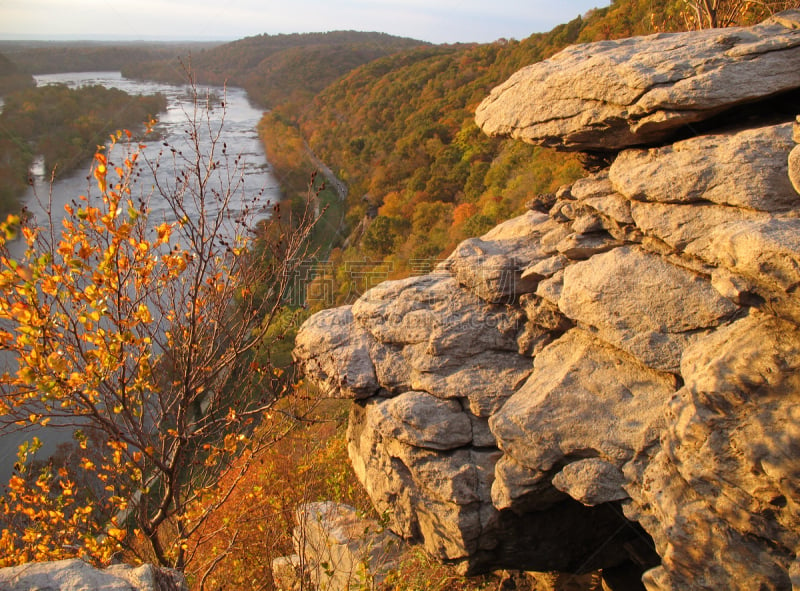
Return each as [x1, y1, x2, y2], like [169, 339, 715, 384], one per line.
[0, 83, 321, 569]
[681, 0, 800, 29]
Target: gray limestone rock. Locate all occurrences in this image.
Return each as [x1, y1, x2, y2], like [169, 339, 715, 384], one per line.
[569, 173, 615, 201]
[630, 200, 769, 253]
[293, 306, 379, 399]
[609, 123, 797, 212]
[0, 559, 187, 591]
[790, 144, 800, 195]
[475, 11, 800, 150]
[352, 273, 520, 356]
[491, 453, 565, 513]
[407, 349, 531, 417]
[583, 192, 635, 226]
[490, 328, 676, 475]
[443, 210, 559, 303]
[271, 555, 302, 591]
[555, 231, 622, 260]
[347, 401, 500, 561]
[291, 502, 401, 591]
[551, 459, 629, 507]
[558, 246, 738, 372]
[350, 271, 533, 415]
[535, 269, 565, 308]
[687, 217, 800, 291]
[686, 216, 800, 321]
[628, 310, 800, 591]
[521, 254, 569, 281]
[368, 390, 473, 450]
[790, 115, 800, 195]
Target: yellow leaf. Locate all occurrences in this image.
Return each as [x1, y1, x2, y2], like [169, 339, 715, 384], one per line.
[41, 277, 59, 296]
[155, 223, 171, 243]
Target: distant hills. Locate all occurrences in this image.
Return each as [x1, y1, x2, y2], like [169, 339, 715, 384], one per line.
[119, 31, 427, 109]
[0, 30, 425, 109]
[0, 40, 220, 77]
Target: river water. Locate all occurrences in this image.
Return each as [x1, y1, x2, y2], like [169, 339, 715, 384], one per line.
[0, 71, 280, 483]
[23, 71, 280, 233]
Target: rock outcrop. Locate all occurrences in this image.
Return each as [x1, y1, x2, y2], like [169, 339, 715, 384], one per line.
[0, 559, 187, 591]
[295, 12, 800, 591]
[272, 502, 401, 591]
[475, 11, 800, 151]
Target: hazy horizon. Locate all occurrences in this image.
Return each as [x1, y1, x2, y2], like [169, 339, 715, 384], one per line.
[0, 1, 611, 45]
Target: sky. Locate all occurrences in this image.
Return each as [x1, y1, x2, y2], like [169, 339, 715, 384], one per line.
[0, 0, 611, 44]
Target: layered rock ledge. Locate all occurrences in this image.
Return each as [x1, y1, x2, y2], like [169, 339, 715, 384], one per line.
[0, 559, 187, 591]
[295, 13, 800, 591]
[475, 10, 800, 151]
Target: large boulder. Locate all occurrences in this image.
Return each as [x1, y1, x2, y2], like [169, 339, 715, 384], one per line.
[686, 217, 800, 322]
[558, 246, 737, 372]
[294, 11, 800, 590]
[475, 10, 800, 151]
[626, 311, 800, 591]
[609, 122, 797, 212]
[271, 502, 402, 591]
[790, 116, 800, 194]
[0, 559, 187, 591]
[293, 306, 379, 399]
[490, 328, 678, 475]
[442, 210, 559, 303]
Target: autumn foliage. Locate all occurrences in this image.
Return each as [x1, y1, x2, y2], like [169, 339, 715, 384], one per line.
[0, 91, 321, 570]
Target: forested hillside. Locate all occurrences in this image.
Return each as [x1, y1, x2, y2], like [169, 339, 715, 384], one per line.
[0, 84, 165, 213]
[258, 0, 800, 307]
[122, 31, 426, 109]
[0, 53, 33, 95]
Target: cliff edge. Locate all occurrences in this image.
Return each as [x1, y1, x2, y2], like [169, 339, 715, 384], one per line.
[294, 11, 800, 590]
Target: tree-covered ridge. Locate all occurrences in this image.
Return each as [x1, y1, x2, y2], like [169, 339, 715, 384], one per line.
[0, 53, 34, 96]
[122, 31, 427, 109]
[0, 41, 221, 76]
[258, 0, 800, 306]
[261, 32, 594, 294]
[0, 84, 166, 214]
[275, 37, 585, 299]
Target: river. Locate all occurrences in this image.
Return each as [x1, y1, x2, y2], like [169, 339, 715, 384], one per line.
[0, 71, 281, 484]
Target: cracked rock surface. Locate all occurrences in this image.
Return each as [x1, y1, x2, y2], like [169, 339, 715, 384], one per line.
[294, 11, 800, 589]
[475, 10, 800, 151]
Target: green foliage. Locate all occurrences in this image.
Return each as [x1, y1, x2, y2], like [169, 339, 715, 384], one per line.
[262, 35, 585, 293]
[362, 215, 399, 258]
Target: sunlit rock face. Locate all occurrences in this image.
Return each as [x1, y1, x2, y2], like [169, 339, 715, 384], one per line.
[295, 11, 800, 590]
[0, 559, 188, 591]
[475, 10, 800, 152]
